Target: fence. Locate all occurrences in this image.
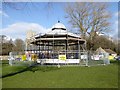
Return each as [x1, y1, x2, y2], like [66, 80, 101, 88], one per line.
[37, 50, 107, 66]
[1, 51, 109, 66]
[0, 55, 9, 60]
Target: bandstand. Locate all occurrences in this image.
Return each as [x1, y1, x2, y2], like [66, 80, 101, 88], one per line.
[29, 21, 87, 64]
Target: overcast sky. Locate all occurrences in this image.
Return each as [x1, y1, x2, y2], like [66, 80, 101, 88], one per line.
[1, 1, 119, 41]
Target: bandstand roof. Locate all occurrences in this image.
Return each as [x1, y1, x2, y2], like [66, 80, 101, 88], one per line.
[35, 21, 81, 38]
[52, 21, 66, 30]
[30, 21, 86, 45]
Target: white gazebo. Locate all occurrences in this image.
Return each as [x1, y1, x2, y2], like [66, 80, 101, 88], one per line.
[29, 21, 87, 64]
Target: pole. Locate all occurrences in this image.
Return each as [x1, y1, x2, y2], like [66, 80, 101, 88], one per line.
[78, 41, 81, 64]
[53, 34, 54, 63]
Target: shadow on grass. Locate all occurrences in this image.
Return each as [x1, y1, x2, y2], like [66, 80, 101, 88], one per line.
[1, 65, 35, 78]
[110, 60, 120, 65]
[27, 65, 60, 73]
[2, 60, 118, 78]
[1, 64, 60, 78]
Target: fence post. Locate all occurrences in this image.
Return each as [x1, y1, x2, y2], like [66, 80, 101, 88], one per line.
[85, 51, 88, 66]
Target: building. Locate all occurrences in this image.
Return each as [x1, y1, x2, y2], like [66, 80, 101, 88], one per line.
[95, 47, 117, 59]
[26, 30, 36, 52]
[28, 21, 87, 64]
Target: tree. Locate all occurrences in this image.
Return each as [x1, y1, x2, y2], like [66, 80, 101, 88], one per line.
[65, 2, 111, 50]
[0, 37, 25, 55]
[13, 39, 25, 53]
[86, 35, 116, 51]
[0, 35, 14, 55]
[1, 42, 13, 55]
[115, 39, 120, 55]
[0, 35, 6, 42]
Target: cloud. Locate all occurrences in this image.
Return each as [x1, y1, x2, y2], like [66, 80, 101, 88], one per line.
[109, 12, 119, 39]
[115, 12, 118, 17]
[111, 19, 118, 39]
[1, 22, 49, 40]
[0, 10, 9, 18]
[114, 11, 120, 17]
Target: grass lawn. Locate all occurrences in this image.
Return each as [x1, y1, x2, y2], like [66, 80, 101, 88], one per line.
[0, 64, 2, 89]
[0, 60, 35, 77]
[2, 62, 118, 88]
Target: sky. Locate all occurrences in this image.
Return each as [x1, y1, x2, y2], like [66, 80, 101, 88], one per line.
[0, 1, 119, 41]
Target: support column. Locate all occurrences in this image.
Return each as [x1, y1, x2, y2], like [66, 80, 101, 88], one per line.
[48, 42, 49, 59]
[66, 34, 68, 59]
[53, 34, 54, 62]
[34, 42, 35, 54]
[75, 42, 79, 59]
[39, 42, 40, 59]
[65, 40, 68, 51]
[78, 41, 81, 64]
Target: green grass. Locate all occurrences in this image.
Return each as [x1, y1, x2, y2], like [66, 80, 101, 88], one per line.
[1, 60, 36, 78]
[0, 65, 1, 89]
[2, 65, 28, 77]
[0, 60, 9, 64]
[2, 63, 118, 88]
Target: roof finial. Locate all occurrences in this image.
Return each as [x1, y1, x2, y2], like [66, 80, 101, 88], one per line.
[58, 20, 60, 23]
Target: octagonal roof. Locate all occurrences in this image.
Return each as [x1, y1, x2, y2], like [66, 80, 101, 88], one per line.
[52, 21, 66, 30]
[34, 21, 81, 39]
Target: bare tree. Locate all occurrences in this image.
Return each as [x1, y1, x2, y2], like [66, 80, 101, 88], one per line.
[65, 2, 111, 50]
[0, 35, 14, 55]
[13, 39, 25, 53]
[0, 35, 6, 43]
